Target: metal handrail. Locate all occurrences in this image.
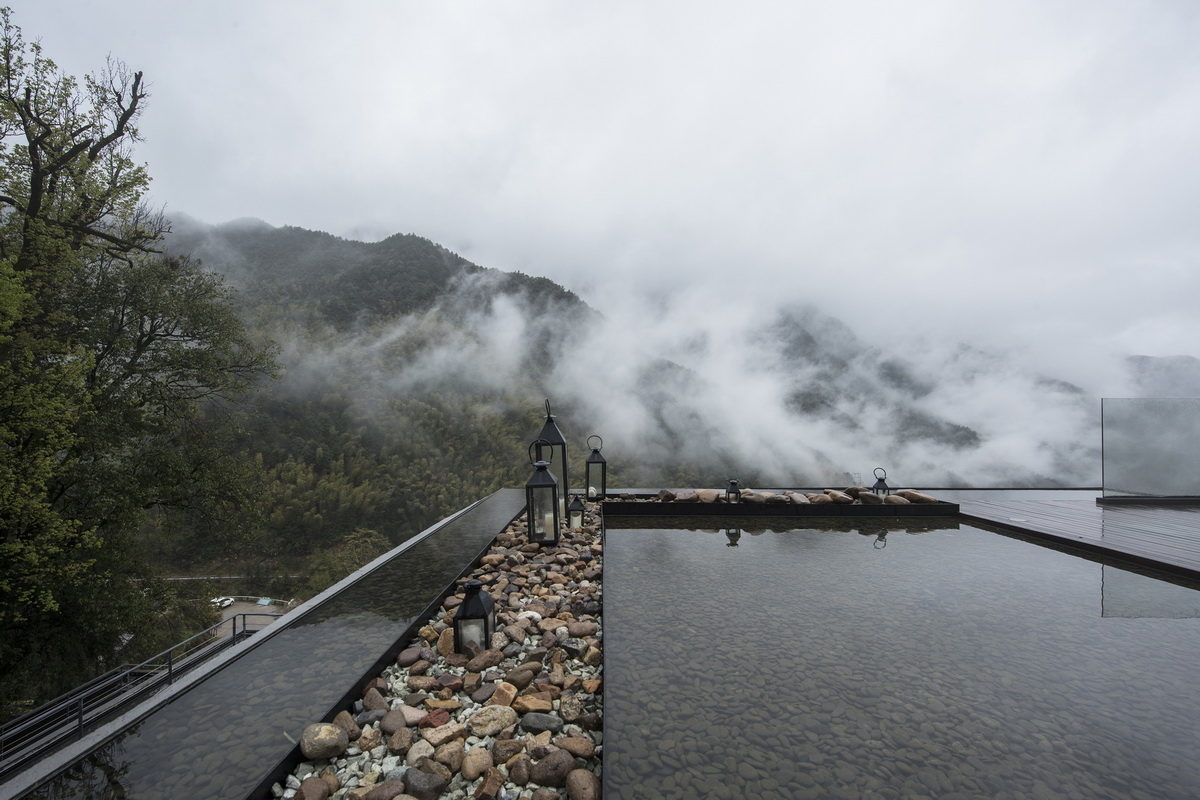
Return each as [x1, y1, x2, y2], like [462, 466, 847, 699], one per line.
[0, 612, 281, 777]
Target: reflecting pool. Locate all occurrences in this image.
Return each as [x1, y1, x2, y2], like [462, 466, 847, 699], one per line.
[603, 519, 1200, 800]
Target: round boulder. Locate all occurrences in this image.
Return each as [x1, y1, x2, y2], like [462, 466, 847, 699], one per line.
[299, 723, 349, 760]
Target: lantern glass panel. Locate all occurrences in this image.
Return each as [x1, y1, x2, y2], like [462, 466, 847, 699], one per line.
[586, 460, 606, 500]
[529, 484, 559, 543]
[458, 619, 487, 653]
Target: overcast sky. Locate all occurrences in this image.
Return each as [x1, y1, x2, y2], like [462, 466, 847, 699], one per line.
[13, 0, 1200, 376]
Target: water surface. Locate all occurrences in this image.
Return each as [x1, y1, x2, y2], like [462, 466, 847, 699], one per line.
[604, 519, 1200, 800]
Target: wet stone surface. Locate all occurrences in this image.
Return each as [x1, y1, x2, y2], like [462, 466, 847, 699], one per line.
[276, 510, 603, 800]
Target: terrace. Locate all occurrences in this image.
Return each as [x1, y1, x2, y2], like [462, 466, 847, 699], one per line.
[1, 399, 1198, 799]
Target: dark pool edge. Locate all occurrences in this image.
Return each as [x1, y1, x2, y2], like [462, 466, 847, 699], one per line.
[602, 499, 958, 517]
[958, 508, 1200, 583]
[5, 490, 526, 800]
[244, 494, 527, 800]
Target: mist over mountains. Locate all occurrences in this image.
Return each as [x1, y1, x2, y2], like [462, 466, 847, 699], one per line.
[168, 215, 1193, 491]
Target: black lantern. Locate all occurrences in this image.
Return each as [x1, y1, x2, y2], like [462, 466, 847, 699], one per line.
[726, 479, 741, 504]
[568, 495, 586, 530]
[526, 438, 561, 546]
[453, 579, 495, 655]
[584, 435, 607, 500]
[535, 399, 569, 519]
[726, 529, 742, 547]
[872, 467, 890, 496]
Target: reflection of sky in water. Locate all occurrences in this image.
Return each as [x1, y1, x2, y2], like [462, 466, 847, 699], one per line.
[1102, 565, 1200, 618]
[606, 521, 1200, 800]
[21, 490, 524, 800]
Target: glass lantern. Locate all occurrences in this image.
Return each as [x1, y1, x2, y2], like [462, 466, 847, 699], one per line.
[872, 467, 890, 496]
[568, 495, 585, 529]
[535, 399, 569, 519]
[585, 435, 607, 500]
[453, 579, 495, 655]
[526, 438, 561, 546]
[726, 479, 741, 504]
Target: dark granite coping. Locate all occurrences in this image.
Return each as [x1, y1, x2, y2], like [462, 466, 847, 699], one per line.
[601, 497, 958, 517]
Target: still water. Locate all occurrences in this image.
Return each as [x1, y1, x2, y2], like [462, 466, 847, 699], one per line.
[604, 519, 1200, 800]
[18, 490, 525, 800]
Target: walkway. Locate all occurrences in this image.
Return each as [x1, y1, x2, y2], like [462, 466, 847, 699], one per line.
[958, 497, 1200, 579]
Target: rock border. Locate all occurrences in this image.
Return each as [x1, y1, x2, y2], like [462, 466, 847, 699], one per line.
[278, 508, 604, 800]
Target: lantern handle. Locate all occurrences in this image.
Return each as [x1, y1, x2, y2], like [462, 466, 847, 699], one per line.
[874, 533, 888, 549]
[587, 434, 603, 452]
[529, 438, 553, 466]
[874, 467, 887, 480]
[544, 398, 553, 419]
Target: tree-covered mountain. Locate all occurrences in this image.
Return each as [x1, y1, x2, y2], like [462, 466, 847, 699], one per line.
[158, 213, 1118, 592]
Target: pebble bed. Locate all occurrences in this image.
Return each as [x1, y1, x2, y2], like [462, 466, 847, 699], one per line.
[274, 507, 604, 800]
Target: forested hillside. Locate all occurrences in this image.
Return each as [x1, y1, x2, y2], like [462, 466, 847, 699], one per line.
[157, 217, 619, 588]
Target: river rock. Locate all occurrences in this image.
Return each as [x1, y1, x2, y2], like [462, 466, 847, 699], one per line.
[825, 489, 854, 503]
[521, 712, 564, 735]
[508, 754, 532, 785]
[396, 647, 423, 668]
[422, 721, 466, 748]
[858, 491, 884, 504]
[474, 767, 505, 800]
[400, 767, 447, 800]
[493, 738, 525, 762]
[434, 740, 464, 772]
[406, 675, 438, 693]
[300, 724, 348, 760]
[566, 768, 602, 800]
[461, 746, 493, 780]
[807, 493, 833, 504]
[567, 620, 597, 637]
[555, 737, 596, 758]
[363, 780, 407, 800]
[333, 710, 363, 741]
[405, 738, 435, 764]
[436, 628, 456, 657]
[468, 705, 519, 736]
[505, 667, 538, 690]
[529, 748, 576, 787]
[486, 681, 519, 706]
[357, 726, 383, 751]
[696, 489, 720, 502]
[387, 727, 413, 754]
[512, 695, 553, 714]
[296, 776, 332, 800]
[884, 494, 912, 504]
[466, 649, 504, 672]
[898, 489, 939, 503]
[418, 708, 450, 728]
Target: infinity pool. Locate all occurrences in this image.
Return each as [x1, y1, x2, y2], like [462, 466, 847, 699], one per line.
[603, 519, 1200, 800]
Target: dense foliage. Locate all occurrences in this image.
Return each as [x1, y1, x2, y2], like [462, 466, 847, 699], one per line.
[0, 11, 275, 717]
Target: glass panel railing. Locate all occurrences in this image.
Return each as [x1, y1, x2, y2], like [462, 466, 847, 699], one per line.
[1102, 398, 1200, 498]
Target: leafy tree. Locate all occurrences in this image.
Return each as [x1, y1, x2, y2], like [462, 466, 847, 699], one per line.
[0, 9, 276, 716]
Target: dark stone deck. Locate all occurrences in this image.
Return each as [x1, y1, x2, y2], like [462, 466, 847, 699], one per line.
[959, 497, 1200, 579]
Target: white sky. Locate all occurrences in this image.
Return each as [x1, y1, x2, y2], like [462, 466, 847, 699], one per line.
[12, 0, 1200, 372]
